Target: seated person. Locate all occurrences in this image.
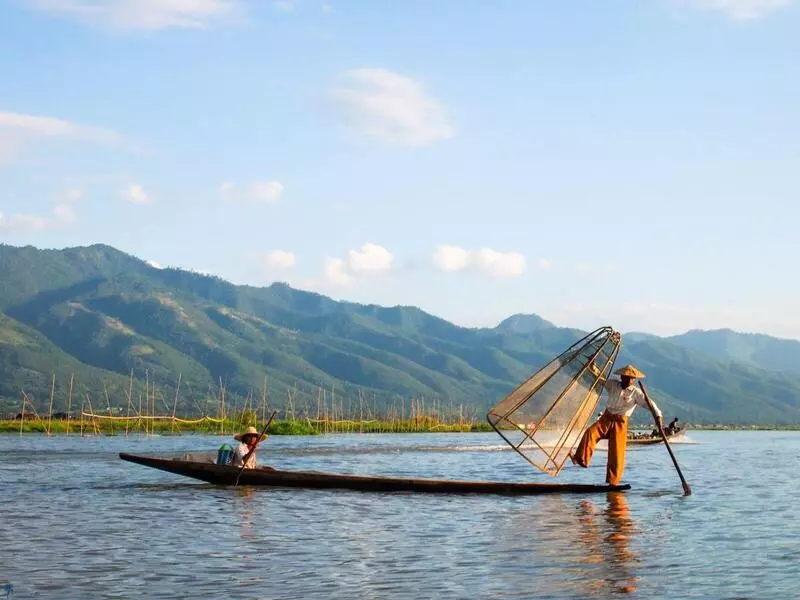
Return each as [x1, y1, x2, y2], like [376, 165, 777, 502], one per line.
[665, 417, 680, 435]
[232, 426, 267, 469]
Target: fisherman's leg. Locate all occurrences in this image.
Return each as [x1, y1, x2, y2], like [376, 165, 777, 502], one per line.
[606, 418, 629, 485]
[572, 418, 607, 468]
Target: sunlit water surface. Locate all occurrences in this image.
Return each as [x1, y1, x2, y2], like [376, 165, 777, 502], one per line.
[1, 431, 798, 599]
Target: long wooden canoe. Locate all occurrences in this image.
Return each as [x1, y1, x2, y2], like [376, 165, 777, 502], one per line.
[119, 453, 630, 495]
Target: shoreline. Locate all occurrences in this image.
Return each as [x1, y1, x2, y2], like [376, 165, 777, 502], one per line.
[2, 419, 800, 436]
[0, 418, 494, 436]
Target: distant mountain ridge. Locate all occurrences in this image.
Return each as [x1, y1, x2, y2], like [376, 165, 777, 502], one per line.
[1, 243, 799, 424]
[667, 328, 800, 375]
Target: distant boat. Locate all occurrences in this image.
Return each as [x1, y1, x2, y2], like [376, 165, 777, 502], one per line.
[118, 453, 630, 495]
[627, 430, 684, 445]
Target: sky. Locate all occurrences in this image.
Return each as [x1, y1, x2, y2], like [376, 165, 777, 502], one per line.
[1, 0, 799, 339]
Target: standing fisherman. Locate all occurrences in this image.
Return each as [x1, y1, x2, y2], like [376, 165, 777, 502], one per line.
[570, 364, 663, 485]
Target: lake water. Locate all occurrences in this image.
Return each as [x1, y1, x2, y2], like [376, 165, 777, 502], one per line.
[1, 430, 798, 599]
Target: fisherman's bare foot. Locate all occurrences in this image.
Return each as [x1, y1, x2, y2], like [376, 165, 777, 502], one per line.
[568, 452, 582, 467]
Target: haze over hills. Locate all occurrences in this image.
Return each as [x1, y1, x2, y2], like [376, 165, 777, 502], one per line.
[1, 243, 800, 425]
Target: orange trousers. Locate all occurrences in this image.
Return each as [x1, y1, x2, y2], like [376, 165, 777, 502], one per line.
[573, 411, 628, 485]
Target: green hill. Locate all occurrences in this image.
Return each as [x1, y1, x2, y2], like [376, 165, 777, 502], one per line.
[1, 243, 799, 425]
[668, 329, 800, 375]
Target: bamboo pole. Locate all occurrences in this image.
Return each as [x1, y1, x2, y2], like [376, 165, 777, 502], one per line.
[85, 394, 100, 435]
[104, 384, 113, 436]
[125, 371, 133, 437]
[19, 392, 25, 435]
[316, 387, 322, 430]
[47, 373, 55, 436]
[171, 373, 182, 433]
[219, 377, 225, 436]
[261, 375, 267, 425]
[150, 373, 156, 436]
[66, 374, 74, 437]
[145, 370, 150, 436]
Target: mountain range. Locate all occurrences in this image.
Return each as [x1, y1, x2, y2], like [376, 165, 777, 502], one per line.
[1, 243, 799, 425]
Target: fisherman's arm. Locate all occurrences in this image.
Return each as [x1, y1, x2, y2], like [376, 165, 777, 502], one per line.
[586, 361, 611, 390]
[636, 391, 664, 428]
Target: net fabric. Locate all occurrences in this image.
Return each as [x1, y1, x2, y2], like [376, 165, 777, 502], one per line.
[487, 326, 621, 476]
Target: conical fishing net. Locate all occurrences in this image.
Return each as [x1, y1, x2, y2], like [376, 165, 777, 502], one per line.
[487, 326, 621, 476]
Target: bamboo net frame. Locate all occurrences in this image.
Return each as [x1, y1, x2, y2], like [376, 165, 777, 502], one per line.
[487, 326, 621, 476]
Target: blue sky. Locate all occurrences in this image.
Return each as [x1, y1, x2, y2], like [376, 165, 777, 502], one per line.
[1, 0, 799, 338]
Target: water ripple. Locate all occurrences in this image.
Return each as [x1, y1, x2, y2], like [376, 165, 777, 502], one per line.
[1, 431, 798, 598]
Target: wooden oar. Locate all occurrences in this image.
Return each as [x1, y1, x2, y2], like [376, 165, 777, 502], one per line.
[638, 381, 692, 496]
[234, 410, 276, 487]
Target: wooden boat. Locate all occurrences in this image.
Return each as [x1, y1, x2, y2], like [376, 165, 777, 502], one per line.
[628, 436, 666, 445]
[119, 453, 630, 495]
[627, 431, 683, 445]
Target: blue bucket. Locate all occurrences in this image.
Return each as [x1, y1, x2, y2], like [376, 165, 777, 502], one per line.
[217, 443, 234, 465]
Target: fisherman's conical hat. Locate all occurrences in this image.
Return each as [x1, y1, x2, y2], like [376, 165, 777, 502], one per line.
[613, 364, 646, 379]
[234, 426, 267, 442]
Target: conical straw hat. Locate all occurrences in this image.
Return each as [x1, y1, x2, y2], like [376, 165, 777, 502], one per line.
[613, 364, 646, 378]
[234, 426, 268, 442]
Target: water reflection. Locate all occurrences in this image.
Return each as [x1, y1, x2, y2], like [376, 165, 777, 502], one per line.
[577, 492, 640, 596]
[232, 486, 257, 542]
[498, 492, 640, 598]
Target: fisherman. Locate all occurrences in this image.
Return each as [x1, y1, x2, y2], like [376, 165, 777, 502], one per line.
[665, 417, 680, 435]
[231, 426, 267, 469]
[570, 363, 663, 485]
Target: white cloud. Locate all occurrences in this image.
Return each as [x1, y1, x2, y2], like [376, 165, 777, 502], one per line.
[146, 259, 164, 269]
[323, 257, 352, 285]
[52, 204, 77, 223]
[472, 249, 527, 277]
[0, 110, 123, 164]
[322, 243, 394, 285]
[347, 242, 394, 274]
[432, 245, 533, 278]
[0, 212, 49, 233]
[432, 245, 471, 273]
[0, 203, 78, 233]
[221, 180, 285, 205]
[0, 111, 120, 143]
[26, 0, 242, 30]
[249, 180, 284, 204]
[121, 183, 152, 204]
[264, 250, 297, 270]
[676, 0, 792, 19]
[330, 68, 455, 147]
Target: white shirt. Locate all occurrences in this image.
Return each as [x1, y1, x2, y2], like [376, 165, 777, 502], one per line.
[602, 379, 662, 419]
[232, 442, 257, 469]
